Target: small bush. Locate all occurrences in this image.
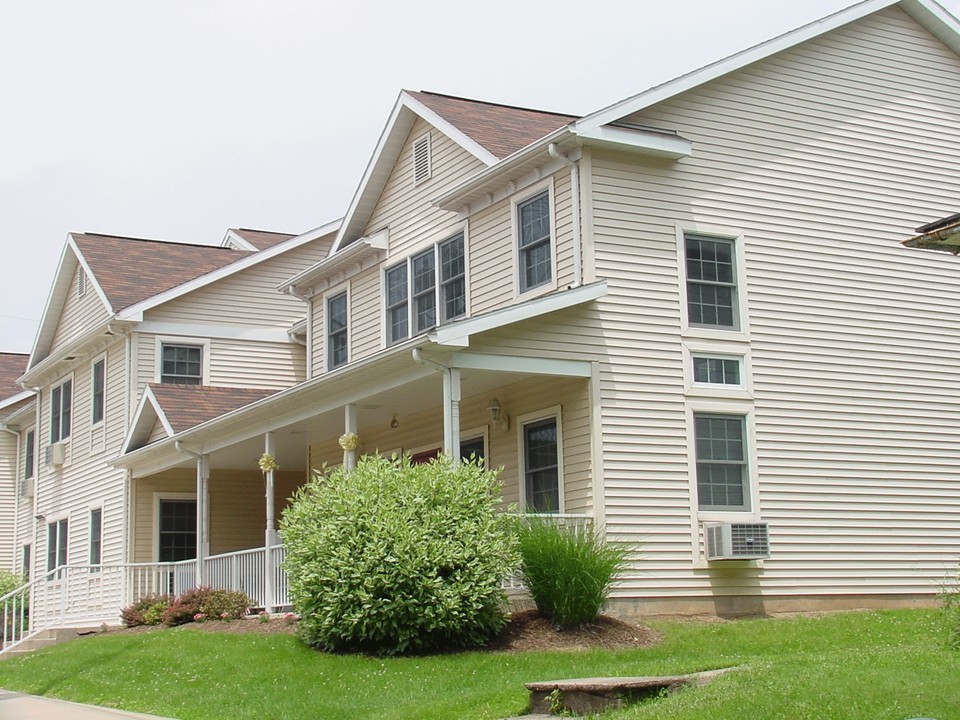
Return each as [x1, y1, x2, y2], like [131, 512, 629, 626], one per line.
[281, 455, 519, 655]
[0, 569, 25, 599]
[517, 518, 627, 629]
[121, 594, 171, 627]
[162, 587, 252, 626]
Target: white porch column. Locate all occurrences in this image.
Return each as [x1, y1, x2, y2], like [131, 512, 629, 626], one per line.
[442, 367, 462, 463]
[343, 403, 358, 471]
[263, 432, 277, 612]
[196, 454, 210, 587]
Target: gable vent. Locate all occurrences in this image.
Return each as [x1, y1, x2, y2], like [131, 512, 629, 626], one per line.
[413, 133, 431, 184]
[77, 269, 87, 298]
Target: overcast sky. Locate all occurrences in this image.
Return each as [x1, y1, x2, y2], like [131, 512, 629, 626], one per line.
[2, 0, 958, 353]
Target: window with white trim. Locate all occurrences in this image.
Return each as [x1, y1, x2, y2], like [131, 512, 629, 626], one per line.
[327, 290, 349, 369]
[694, 413, 749, 511]
[160, 344, 202, 385]
[685, 233, 738, 328]
[89, 508, 103, 566]
[24, 429, 34, 480]
[384, 232, 466, 345]
[522, 416, 560, 513]
[91, 358, 105, 424]
[692, 355, 741, 385]
[50, 378, 72, 443]
[460, 435, 485, 464]
[46, 518, 68, 574]
[517, 191, 552, 293]
[22, 544, 31, 580]
[158, 499, 197, 562]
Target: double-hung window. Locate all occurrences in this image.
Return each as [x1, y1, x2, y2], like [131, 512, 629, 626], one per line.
[24, 429, 35, 480]
[158, 499, 197, 562]
[522, 417, 560, 513]
[327, 291, 349, 369]
[517, 191, 552, 293]
[46, 518, 68, 575]
[694, 413, 749, 510]
[385, 232, 466, 345]
[50, 379, 72, 443]
[89, 508, 103, 566]
[91, 358, 105, 424]
[161, 344, 202, 385]
[685, 234, 738, 328]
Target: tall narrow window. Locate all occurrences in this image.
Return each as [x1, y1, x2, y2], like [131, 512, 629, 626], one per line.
[22, 544, 31, 580]
[24, 429, 35, 480]
[685, 234, 737, 328]
[46, 518, 68, 574]
[158, 499, 197, 562]
[385, 263, 408, 345]
[523, 417, 560, 513]
[89, 508, 103, 566]
[694, 414, 749, 510]
[50, 379, 72, 442]
[411, 248, 436, 333]
[517, 191, 552, 293]
[439, 233, 466, 323]
[91, 358, 105, 424]
[161, 344, 203, 385]
[327, 291, 349, 369]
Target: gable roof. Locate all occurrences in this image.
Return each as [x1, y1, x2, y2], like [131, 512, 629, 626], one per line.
[0, 353, 29, 402]
[406, 91, 576, 161]
[123, 384, 277, 453]
[73, 233, 250, 313]
[228, 228, 298, 251]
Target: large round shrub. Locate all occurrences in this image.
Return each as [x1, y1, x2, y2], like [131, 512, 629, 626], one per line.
[280, 454, 518, 655]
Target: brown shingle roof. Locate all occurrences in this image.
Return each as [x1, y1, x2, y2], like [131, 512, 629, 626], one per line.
[407, 91, 577, 160]
[149, 384, 276, 433]
[231, 228, 297, 251]
[72, 233, 253, 312]
[0, 353, 28, 402]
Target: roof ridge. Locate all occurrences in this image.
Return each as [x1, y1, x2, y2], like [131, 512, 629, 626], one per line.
[76, 232, 250, 252]
[233, 227, 297, 236]
[412, 90, 579, 120]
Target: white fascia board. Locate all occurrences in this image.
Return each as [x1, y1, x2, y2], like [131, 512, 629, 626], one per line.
[0, 390, 36, 412]
[134, 321, 293, 343]
[429, 280, 608, 348]
[114, 219, 341, 321]
[280, 228, 389, 296]
[900, 0, 960, 55]
[121, 386, 173, 455]
[448, 351, 591, 378]
[19, 317, 130, 387]
[577, 125, 692, 159]
[574, 0, 902, 134]
[222, 229, 258, 251]
[330, 92, 502, 255]
[432, 127, 572, 212]
[69, 236, 115, 316]
[1, 397, 36, 427]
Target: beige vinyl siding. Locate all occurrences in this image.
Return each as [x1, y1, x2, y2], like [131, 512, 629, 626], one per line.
[132, 469, 304, 562]
[468, 169, 577, 316]
[48, 266, 111, 358]
[34, 339, 129, 572]
[364, 118, 484, 259]
[0, 430, 16, 570]
[14, 421, 35, 575]
[589, 6, 960, 601]
[307, 373, 592, 514]
[146, 418, 169, 445]
[147, 241, 328, 327]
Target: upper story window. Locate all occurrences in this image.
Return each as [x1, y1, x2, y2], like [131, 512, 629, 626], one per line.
[694, 413, 749, 511]
[91, 358, 105, 424]
[685, 234, 738, 329]
[517, 191, 552, 293]
[327, 291, 349, 370]
[50, 378, 72, 443]
[385, 232, 466, 345]
[161, 344, 202, 385]
[692, 355, 741, 386]
[24, 429, 35, 480]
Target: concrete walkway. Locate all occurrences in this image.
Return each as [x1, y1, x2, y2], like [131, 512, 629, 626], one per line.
[0, 690, 177, 719]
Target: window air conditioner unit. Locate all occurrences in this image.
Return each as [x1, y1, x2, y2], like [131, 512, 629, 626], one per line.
[705, 522, 770, 561]
[45, 442, 65, 467]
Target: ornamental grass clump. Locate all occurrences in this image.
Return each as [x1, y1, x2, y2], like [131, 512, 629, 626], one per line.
[517, 518, 627, 629]
[281, 454, 519, 655]
[940, 565, 960, 649]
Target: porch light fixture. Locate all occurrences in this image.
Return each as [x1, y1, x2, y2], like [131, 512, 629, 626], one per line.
[487, 398, 510, 431]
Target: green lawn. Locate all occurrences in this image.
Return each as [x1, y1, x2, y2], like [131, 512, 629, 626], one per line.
[0, 610, 956, 719]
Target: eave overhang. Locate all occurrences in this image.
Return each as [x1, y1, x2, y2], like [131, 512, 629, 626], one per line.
[902, 220, 960, 253]
[279, 228, 389, 298]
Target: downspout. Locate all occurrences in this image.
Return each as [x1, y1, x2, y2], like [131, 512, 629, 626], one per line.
[30, 388, 41, 588]
[1, 423, 21, 571]
[548, 143, 583, 288]
[176, 441, 208, 587]
[411, 349, 460, 462]
[285, 287, 314, 381]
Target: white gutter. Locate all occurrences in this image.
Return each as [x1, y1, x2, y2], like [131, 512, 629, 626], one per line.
[1, 422, 21, 565]
[285, 288, 314, 380]
[31, 388, 41, 582]
[547, 143, 583, 288]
